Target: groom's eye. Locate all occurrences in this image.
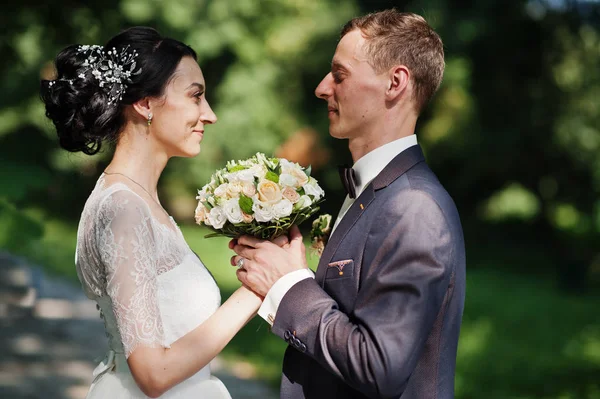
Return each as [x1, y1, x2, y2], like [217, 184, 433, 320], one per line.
[332, 72, 343, 83]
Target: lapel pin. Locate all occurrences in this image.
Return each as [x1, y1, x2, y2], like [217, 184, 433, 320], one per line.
[360, 203, 364, 210]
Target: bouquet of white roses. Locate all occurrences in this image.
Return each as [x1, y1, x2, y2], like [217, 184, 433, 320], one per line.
[195, 152, 325, 239]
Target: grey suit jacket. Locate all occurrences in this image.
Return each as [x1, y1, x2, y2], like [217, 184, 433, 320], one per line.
[271, 145, 466, 399]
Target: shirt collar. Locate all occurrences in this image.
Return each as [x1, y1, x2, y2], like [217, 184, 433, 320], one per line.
[352, 135, 418, 196]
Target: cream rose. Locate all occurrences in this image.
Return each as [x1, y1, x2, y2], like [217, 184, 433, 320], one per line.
[214, 183, 228, 199]
[242, 212, 254, 224]
[194, 202, 208, 224]
[257, 180, 282, 204]
[242, 182, 257, 197]
[282, 186, 300, 203]
[226, 182, 243, 198]
[289, 167, 309, 186]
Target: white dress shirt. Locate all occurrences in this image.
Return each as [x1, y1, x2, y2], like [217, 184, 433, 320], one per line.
[258, 135, 418, 325]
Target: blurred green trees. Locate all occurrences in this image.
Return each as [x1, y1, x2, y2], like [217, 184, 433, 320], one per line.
[1, 1, 599, 397]
[1, 0, 599, 285]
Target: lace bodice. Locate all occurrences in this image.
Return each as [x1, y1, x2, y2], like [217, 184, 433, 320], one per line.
[75, 174, 221, 358]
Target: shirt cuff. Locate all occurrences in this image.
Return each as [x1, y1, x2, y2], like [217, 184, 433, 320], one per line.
[258, 268, 315, 326]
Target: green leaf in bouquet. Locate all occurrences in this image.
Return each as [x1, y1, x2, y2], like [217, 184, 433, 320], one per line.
[304, 165, 312, 177]
[227, 165, 247, 173]
[239, 194, 254, 214]
[297, 187, 306, 196]
[273, 160, 282, 175]
[202, 200, 213, 210]
[203, 198, 325, 240]
[265, 171, 279, 183]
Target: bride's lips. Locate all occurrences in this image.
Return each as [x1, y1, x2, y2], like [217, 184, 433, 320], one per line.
[193, 130, 204, 137]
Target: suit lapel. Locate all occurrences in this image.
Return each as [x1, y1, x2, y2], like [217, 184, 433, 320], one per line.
[315, 145, 426, 285]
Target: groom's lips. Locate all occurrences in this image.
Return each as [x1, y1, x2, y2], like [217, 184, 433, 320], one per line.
[328, 106, 338, 116]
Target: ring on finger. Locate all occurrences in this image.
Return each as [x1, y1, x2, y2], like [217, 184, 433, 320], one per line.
[236, 257, 245, 269]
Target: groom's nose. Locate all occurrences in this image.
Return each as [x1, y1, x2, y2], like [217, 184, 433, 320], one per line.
[315, 73, 334, 100]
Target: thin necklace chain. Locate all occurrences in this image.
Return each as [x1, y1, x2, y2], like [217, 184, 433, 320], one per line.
[103, 171, 171, 219]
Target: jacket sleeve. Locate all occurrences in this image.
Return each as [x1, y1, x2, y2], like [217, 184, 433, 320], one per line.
[271, 189, 457, 399]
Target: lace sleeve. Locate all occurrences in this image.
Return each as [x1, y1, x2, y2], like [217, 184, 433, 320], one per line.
[97, 189, 168, 357]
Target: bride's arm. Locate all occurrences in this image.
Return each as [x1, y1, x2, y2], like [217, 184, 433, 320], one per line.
[97, 190, 262, 398]
[128, 286, 260, 398]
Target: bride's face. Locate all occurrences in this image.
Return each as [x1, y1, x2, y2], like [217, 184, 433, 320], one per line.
[149, 56, 217, 158]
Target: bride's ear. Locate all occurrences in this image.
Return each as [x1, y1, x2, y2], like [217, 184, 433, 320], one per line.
[132, 98, 152, 121]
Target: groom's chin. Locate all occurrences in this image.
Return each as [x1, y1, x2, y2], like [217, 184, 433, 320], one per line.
[328, 127, 348, 140]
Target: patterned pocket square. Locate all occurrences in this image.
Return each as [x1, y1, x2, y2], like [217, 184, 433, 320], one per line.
[327, 259, 353, 276]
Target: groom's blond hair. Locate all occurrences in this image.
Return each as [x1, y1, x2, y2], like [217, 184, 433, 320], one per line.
[341, 10, 445, 113]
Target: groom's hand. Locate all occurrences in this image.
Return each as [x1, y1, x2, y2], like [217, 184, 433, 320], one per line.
[229, 226, 307, 297]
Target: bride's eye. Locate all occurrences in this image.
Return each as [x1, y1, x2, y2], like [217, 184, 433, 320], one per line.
[193, 91, 204, 103]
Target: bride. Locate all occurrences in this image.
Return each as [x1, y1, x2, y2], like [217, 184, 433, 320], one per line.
[40, 26, 264, 398]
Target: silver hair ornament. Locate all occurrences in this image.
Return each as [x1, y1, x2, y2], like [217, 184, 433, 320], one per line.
[76, 44, 143, 105]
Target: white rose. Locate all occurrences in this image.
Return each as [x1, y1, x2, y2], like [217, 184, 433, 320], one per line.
[294, 195, 313, 210]
[272, 199, 293, 218]
[249, 164, 267, 179]
[252, 201, 275, 222]
[279, 159, 293, 169]
[207, 207, 227, 229]
[279, 173, 299, 188]
[223, 198, 244, 224]
[237, 169, 256, 183]
[303, 177, 324, 200]
[225, 169, 255, 184]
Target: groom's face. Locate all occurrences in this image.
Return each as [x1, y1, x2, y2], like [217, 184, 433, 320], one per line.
[315, 29, 387, 140]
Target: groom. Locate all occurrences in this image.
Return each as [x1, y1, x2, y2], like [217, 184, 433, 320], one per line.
[231, 9, 465, 399]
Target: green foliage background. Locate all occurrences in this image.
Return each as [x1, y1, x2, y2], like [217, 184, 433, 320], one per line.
[1, 0, 599, 397]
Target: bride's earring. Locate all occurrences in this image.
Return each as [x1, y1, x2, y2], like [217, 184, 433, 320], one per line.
[147, 112, 153, 126]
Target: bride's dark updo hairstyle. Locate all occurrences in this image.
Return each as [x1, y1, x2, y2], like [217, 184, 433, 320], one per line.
[40, 27, 197, 155]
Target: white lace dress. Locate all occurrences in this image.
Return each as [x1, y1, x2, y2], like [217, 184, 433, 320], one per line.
[75, 174, 231, 398]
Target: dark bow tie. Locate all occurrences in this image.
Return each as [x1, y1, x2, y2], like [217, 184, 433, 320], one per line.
[338, 165, 357, 199]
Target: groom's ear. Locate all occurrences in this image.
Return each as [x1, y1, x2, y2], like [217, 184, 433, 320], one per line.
[385, 65, 410, 101]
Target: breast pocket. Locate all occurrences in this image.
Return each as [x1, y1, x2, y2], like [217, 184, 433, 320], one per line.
[323, 259, 356, 312]
[325, 259, 354, 280]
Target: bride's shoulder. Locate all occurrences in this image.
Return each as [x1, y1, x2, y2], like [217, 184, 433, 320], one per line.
[88, 176, 150, 221]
